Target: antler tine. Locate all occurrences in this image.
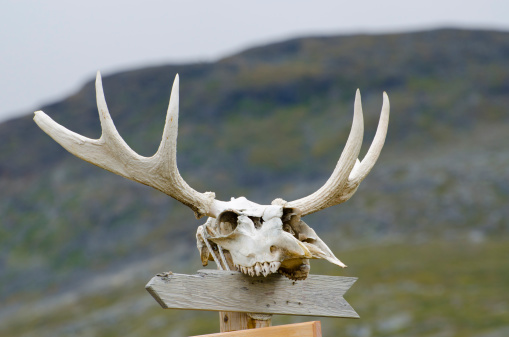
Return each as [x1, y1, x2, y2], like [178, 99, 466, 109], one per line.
[95, 71, 135, 154]
[152, 74, 219, 217]
[349, 92, 390, 184]
[34, 72, 216, 219]
[285, 89, 365, 215]
[285, 90, 390, 216]
[156, 74, 180, 159]
[91, 72, 147, 178]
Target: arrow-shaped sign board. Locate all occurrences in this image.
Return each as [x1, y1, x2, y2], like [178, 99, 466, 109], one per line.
[146, 270, 358, 318]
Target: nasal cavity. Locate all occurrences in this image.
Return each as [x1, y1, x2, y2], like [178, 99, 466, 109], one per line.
[251, 216, 264, 229]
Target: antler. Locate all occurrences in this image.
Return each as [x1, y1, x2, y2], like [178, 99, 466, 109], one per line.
[34, 72, 220, 219]
[285, 90, 390, 216]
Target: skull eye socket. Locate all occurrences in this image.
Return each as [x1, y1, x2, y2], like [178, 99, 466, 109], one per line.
[217, 211, 238, 235]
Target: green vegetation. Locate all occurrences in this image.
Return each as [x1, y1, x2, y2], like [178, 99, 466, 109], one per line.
[1, 240, 507, 337]
[1, 28, 508, 335]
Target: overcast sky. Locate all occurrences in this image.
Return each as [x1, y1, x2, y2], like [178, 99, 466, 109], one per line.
[1, 0, 508, 123]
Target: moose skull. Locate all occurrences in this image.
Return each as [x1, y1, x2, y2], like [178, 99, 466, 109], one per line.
[196, 197, 346, 280]
[34, 72, 389, 280]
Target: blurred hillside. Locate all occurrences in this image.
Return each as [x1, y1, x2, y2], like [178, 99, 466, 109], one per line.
[1, 28, 508, 336]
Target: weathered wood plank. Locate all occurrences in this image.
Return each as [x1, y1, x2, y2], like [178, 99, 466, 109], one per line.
[194, 321, 322, 337]
[146, 270, 358, 318]
[217, 251, 273, 332]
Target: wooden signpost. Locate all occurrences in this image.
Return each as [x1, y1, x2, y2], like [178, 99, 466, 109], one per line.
[146, 270, 358, 336]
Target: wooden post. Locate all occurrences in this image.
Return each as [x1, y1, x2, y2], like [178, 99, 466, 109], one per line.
[219, 253, 272, 332]
[219, 312, 271, 332]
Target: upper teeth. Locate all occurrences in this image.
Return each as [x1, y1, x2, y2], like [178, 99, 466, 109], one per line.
[235, 261, 281, 277]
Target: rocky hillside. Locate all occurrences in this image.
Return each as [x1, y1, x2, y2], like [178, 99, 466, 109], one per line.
[1, 28, 508, 336]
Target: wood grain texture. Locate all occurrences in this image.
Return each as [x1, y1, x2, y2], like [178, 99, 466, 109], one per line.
[219, 312, 271, 332]
[218, 250, 272, 332]
[146, 270, 358, 318]
[193, 321, 322, 337]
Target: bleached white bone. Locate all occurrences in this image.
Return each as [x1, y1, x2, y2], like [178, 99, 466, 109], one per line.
[285, 90, 390, 215]
[33, 72, 229, 219]
[34, 72, 390, 279]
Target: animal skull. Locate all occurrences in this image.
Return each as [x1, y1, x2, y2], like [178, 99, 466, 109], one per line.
[196, 197, 346, 280]
[34, 72, 389, 280]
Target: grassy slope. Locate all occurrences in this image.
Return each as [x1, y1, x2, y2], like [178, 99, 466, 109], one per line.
[1, 28, 508, 335]
[2, 240, 508, 337]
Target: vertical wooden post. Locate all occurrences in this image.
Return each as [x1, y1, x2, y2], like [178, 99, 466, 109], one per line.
[219, 252, 272, 332]
[219, 312, 271, 332]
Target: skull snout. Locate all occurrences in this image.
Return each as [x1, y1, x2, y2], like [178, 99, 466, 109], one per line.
[197, 202, 345, 280]
[208, 210, 312, 268]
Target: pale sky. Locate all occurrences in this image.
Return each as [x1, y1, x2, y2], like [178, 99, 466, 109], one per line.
[1, 0, 508, 123]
